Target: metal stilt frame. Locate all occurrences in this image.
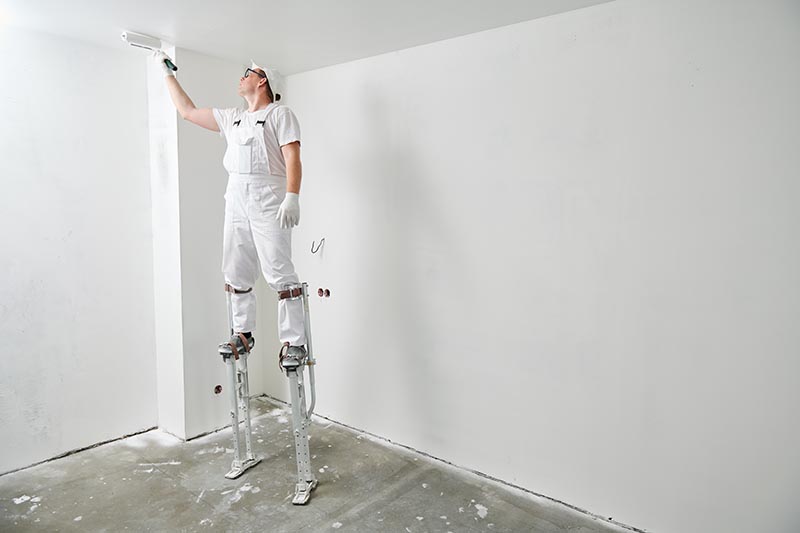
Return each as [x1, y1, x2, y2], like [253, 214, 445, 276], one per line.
[220, 286, 261, 479]
[280, 282, 319, 504]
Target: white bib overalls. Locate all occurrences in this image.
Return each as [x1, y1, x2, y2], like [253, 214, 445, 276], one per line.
[221, 107, 306, 346]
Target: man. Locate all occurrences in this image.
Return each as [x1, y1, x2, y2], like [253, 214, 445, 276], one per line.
[153, 50, 307, 362]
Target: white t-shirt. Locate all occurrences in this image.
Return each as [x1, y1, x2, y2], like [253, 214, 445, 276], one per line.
[212, 104, 301, 177]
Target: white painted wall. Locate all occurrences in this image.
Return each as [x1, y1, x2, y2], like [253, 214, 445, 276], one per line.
[0, 26, 156, 473]
[286, 1, 800, 532]
[148, 41, 185, 439]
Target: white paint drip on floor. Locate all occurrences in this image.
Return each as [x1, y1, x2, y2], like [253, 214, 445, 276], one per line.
[475, 503, 488, 519]
[225, 482, 258, 504]
[13, 495, 31, 504]
[332, 522, 342, 529]
[197, 446, 225, 456]
[124, 429, 181, 448]
[145, 430, 182, 446]
[74, 516, 82, 521]
[196, 490, 205, 503]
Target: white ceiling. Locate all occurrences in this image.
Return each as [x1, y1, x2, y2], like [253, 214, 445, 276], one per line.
[1, 0, 610, 74]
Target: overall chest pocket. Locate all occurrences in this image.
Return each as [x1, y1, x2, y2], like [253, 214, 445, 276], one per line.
[234, 132, 256, 174]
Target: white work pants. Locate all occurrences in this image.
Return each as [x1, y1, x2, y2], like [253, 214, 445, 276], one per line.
[222, 174, 306, 346]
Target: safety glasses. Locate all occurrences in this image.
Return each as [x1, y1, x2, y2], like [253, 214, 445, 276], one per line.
[244, 68, 267, 79]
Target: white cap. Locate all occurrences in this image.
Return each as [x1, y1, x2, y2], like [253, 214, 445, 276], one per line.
[250, 60, 284, 101]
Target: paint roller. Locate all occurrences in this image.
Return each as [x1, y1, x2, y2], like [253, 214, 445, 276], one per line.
[120, 31, 178, 71]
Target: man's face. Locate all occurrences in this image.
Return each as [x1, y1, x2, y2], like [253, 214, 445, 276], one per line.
[238, 68, 266, 96]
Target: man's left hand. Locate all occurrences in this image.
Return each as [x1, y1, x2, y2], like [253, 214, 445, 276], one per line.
[277, 192, 300, 229]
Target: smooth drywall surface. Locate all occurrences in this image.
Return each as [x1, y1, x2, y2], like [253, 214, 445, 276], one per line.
[285, 1, 800, 532]
[148, 42, 186, 439]
[0, 26, 156, 473]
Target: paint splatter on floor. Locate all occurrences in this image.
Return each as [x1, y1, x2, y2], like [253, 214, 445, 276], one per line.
[475, 503, 488, 518]
[332, 521, 342, 529]
[197, 446, 225, 455]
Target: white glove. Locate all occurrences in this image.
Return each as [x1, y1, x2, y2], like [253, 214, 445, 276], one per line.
[152, 50, 175, 77]
[277, 192, 300, 229]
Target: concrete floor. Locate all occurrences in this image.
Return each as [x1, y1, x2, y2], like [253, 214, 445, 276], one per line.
[1, 397, 634, 532]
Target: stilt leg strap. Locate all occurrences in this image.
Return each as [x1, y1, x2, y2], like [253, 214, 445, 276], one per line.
[278, 287, 303, 300]
[238, 333, 251, 354]
[278, 342, 289, 371]
[228, 342, 239, 361]
[225, 284, 253, 294]
[226, 333, 252, 361]
[228, 341, 239, 360]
